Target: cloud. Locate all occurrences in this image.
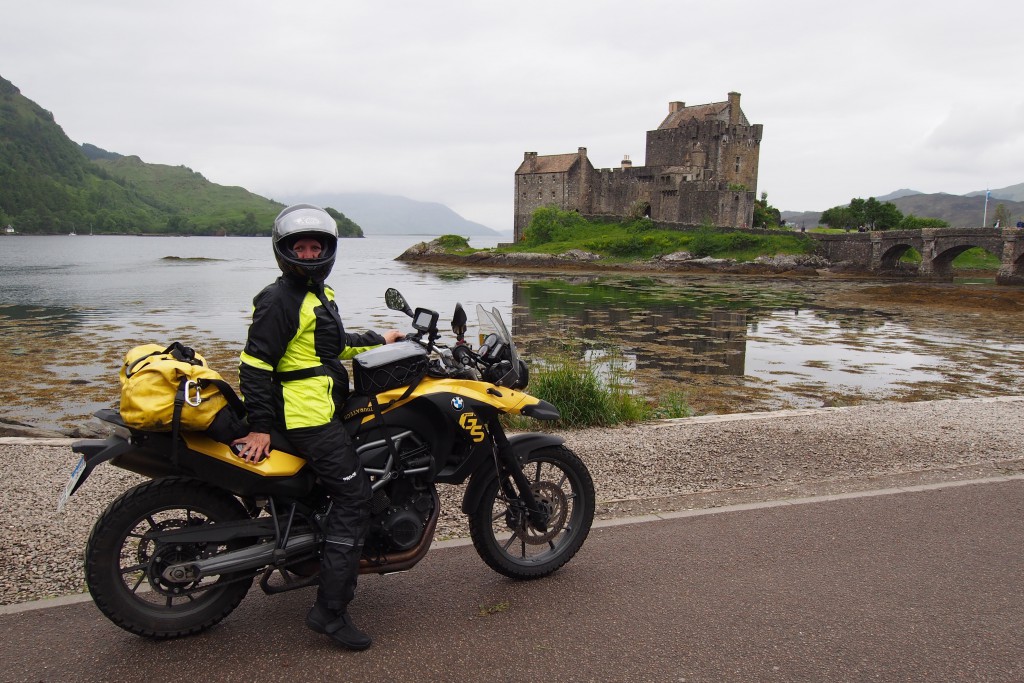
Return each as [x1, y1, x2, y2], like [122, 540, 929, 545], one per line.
[2, 0, 1023, 224]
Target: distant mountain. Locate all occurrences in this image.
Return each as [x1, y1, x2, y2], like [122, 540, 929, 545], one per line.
[887, 193, 1024, 227]
[779, 209, 822, 228]
[965, 182, 1024, 202]
[284, 192, 499, 236]
[874, 188, 923, 202]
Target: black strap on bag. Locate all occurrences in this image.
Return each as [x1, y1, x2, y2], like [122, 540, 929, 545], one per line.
[169, 376, 246, 467]
[170, 379, 187, 468]
[159, 342, 246, 467]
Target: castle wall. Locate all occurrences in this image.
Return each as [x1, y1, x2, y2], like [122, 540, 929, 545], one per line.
[645, 120, 762, 191]
[514, 168, 581, 239]
[514, 149, 592, 241]
[515, 97, 762, 235]
[587, 169, 755, 227]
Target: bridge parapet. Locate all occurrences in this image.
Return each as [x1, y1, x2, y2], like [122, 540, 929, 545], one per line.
[810, 227, 1024, 284]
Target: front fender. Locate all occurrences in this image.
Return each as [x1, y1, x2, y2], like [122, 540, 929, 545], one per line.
[460, 432, 565, 515]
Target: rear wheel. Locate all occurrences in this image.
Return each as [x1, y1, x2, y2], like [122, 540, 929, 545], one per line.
[469, 445, 595, 579]
[85, 477, 253, 638]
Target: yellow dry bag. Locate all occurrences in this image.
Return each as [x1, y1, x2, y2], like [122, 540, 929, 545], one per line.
[119, 342, 238, 432]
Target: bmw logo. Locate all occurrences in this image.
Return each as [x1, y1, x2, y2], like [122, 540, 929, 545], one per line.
[451, 397, 464, 410]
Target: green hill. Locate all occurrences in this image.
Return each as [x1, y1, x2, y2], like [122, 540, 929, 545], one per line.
[0, 74, 361, 236]
[0, 75, 165, 233]
[88, 152, 284, 234]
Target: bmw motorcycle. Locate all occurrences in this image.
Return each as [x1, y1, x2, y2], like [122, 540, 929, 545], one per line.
[59, 288, 595, 639]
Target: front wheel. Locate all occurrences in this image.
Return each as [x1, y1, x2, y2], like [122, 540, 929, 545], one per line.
[84, 477, 253, 638]
[469, 445, 595, 579]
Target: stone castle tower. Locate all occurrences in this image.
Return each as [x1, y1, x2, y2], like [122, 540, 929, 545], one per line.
[514, 93, 763, 241]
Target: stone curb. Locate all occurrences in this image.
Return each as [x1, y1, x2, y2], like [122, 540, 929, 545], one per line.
[4, 395, 1023, 447]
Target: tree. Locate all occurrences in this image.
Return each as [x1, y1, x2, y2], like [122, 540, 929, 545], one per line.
[752, 191, 782, 229]
[820, 206, 857, 230]
[899, 214, 949, 229]
[820, 197, 904, 231]
[865, 198, 903, 230]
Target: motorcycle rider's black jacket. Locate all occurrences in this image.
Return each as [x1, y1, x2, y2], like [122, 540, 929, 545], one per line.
[239, 276, 385, 433]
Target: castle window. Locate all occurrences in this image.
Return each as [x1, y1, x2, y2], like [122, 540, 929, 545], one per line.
[735, 157, 740, 173]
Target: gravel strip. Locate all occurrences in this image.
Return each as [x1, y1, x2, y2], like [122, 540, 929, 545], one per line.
[3, 396, 1022, 606]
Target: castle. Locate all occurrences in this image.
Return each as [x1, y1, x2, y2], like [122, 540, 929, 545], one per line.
[514, 93, 763, 241]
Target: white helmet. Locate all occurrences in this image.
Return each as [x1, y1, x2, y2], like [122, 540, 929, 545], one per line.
[272, 204, 338, 283]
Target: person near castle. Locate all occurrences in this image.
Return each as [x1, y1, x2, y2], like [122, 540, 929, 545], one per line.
[232, 204, 401, 650]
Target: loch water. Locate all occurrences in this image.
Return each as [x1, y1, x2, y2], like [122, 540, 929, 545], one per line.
[1, 234, 1023, 433]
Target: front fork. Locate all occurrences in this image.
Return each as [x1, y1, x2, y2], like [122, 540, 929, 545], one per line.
[489, 418, 549, 532]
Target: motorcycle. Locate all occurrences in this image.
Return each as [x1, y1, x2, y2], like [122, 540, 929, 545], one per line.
[59, 288, 595, 639]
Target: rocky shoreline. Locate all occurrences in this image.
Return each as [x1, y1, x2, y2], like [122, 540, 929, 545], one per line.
[2, 396, 1022, 607]
[396, 239, 854, 276]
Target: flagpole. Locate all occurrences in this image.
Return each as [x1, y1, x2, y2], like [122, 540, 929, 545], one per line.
[983, 189, 990, 227]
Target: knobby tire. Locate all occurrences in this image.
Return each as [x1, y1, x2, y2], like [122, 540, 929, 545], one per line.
[468, 445, 595, 579]
[84, 477, 253, 639]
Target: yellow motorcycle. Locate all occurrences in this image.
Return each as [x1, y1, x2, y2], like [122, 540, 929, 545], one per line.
[60, 288, 595, 638]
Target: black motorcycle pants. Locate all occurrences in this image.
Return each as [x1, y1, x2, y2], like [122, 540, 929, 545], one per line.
[286, 420, 371, 612]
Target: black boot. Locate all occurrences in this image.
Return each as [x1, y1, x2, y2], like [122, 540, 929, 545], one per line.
[306, 602, 372, 651]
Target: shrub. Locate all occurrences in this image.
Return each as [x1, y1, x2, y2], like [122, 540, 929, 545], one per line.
[523, 206, 588, 246]
[436, 234, 471, 250]
[503, 348, 690, 429]
[687, 227, 719, 257]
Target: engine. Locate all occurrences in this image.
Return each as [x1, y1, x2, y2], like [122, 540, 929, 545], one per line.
[366, 481, 435, 553]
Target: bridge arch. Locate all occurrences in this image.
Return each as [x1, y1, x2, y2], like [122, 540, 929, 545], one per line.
[930, 244, 1001, 279]
[878, 243, 919, 271]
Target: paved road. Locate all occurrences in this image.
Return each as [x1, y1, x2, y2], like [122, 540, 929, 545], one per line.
[2, 479, 1022, 682]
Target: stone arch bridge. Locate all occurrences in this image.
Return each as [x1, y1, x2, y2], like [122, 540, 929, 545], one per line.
[811, 227, 1024, 285]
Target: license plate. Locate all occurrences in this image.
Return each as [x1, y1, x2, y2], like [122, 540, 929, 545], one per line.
[57, 456, 86, 513]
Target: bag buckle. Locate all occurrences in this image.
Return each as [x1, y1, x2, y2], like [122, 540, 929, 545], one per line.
[184, 380, 203, 407]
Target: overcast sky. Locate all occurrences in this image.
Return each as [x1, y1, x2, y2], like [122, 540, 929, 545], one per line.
[2, 0, 1022, 230]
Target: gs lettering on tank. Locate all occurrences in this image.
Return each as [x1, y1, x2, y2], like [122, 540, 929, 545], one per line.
[446, 394, 490, 444]
[457, 413, 487, 442]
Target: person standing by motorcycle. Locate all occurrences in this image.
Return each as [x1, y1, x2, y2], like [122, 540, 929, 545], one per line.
[232, 204, 401, 650]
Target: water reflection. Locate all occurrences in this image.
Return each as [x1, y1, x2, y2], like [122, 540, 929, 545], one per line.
[505, 275, 1024, 414]
[3, 235, 1024, 431]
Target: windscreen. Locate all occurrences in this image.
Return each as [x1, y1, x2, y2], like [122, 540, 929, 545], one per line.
[476, 305, 521, 387]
